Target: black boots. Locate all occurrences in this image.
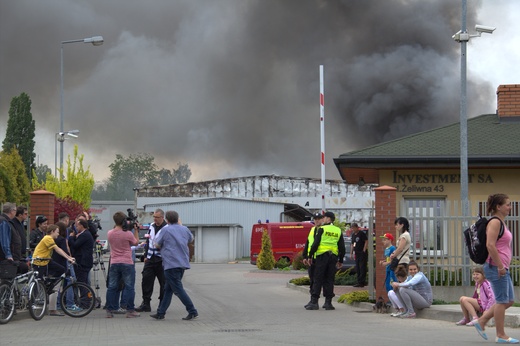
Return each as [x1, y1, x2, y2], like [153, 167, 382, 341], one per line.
[304, 297, 319, 310]
[322, 298, 335, 310]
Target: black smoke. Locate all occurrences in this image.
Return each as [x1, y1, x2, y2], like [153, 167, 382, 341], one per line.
[0, 0, 492, 181]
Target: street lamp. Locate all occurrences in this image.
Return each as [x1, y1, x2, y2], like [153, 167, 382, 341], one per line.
[60, 35, 103, 175]
[55, 130, 80, 177]
[452, 1, 495, 225]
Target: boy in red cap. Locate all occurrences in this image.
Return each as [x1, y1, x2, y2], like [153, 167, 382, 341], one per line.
[378, 233, 397, 292]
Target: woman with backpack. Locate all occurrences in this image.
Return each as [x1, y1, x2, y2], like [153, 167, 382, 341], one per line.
[472, 193, 517, 344]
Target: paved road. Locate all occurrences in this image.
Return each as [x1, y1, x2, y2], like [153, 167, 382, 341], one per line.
[0, 262, 513, 345]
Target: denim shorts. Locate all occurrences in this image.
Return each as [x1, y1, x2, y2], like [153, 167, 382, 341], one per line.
[484, 262, 514, 304]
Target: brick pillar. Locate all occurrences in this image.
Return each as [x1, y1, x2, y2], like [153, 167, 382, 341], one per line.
[374, 185, 397, 301]
[29, 190, 56, 231]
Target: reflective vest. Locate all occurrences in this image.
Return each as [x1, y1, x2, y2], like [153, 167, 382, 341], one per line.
[315, 224, 341, 256]
[307, 227, 316, 256]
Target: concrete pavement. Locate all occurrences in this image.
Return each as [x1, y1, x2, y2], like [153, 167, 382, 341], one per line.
[1, 262, 520, 345]
[287, 280, 520, 328]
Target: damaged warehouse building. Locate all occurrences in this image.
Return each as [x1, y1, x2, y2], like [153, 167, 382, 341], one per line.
[128, 175, 375, 263]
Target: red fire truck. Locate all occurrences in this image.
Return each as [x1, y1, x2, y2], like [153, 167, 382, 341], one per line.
[250, 221, 314, 265]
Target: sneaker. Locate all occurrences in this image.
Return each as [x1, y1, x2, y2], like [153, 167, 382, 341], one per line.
[399, 312, 416, 319]
[135, 304, 151, 312]
[126, 310, 141, 318]
[150, 313, 165, 320]
[466, 318, 479, 326]
[113, 307, 127, 314]
[456, 317, 469, 325]
[390, 310, 405, 317]
[106, 311, 114, 318]
[182, 313, 198, 320]
[67, 305, 83, 312]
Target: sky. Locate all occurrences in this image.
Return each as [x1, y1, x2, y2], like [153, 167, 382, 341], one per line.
[1, 0, 518, 184]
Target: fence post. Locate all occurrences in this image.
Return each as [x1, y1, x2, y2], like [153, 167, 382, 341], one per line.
[374, 185, 397, 301]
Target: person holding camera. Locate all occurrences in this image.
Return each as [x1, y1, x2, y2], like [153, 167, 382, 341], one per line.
[105, 211, 140, 318]
[136, 208, 167, 313]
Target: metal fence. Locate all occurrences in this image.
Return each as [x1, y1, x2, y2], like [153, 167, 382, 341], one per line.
[399, 199, 520, 287]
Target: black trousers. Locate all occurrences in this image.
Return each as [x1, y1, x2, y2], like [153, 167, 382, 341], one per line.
[307, 262, 315, 294]
[140, 257, 165, 303]
[310, 252, 337, 300]
[355, 251, 368, 285]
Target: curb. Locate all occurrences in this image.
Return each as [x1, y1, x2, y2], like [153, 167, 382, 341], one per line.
[287, 283, 520, 328]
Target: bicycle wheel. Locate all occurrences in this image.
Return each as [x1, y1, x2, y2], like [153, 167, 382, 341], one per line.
[28, 280, 47, 321]
[61, 282, 95, 317]
[0, 283, 15, 324]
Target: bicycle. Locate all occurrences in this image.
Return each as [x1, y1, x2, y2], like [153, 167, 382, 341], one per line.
[0, 261, 47, 324]
[37, 258, 97, 318]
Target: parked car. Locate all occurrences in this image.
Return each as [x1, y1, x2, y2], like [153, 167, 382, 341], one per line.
[97, 239, 109, 254]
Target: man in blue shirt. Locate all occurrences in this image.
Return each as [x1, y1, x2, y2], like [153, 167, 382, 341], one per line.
[150, 210, 198, 321]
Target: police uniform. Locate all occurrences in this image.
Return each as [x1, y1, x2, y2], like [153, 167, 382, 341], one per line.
[306, 211, 345, 310]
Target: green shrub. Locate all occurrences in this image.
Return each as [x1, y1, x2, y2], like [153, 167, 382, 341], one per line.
[428, 268, 462, 286]
[338, 290, 369, 305]
[274, 257, 291, 269]
[257, 230, 276, 270]
[289, 276, 311, 286]
[292, 251, 306, 270]
[334, 268, 357, 286]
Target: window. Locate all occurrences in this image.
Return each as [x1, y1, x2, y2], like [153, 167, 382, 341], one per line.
[404, 199, 445, 256]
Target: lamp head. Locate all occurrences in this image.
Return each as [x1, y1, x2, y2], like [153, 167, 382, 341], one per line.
[84, 36, 104, 46]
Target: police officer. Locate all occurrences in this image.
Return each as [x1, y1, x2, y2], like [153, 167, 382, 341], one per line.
[305, 211, 345, 310]
[302, 212, 324, 309]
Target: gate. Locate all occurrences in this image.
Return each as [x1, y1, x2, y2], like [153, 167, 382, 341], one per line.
[399, 199, 520, 287]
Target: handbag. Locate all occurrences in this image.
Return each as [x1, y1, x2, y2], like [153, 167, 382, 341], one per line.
[389, 248, 408, 271]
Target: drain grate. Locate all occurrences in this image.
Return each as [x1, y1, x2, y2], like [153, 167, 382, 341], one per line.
[214, 329, 262, 333]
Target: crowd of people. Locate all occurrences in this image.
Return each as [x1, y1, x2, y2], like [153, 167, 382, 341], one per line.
[301, 194, 517, 343]
[0, 205, 198, 321]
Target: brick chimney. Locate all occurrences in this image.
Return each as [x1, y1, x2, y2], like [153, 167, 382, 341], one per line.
[497, 84, 520, 119]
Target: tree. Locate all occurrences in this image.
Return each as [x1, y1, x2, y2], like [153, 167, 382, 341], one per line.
[256, 230, 276, 270]
[172, 162, 191, 184]
[99, 154, 192, 200]
[105, 153, 158, 200]
[0, 148, 31, 204]
[54, 197, 85, 224]
[149, 162, 192, 185]
[2, 92, 36, 180]
[32, 145, 95, 209]
[34, 164, 52, 184]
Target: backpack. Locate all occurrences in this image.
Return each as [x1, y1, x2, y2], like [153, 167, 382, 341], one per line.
[463, 215, 504, 264]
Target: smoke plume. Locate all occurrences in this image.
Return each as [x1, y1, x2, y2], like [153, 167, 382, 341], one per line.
[0, 0, 493, 182]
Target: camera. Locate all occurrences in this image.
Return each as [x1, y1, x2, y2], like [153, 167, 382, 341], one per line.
[475, 24, 496, 34]
[122, 208, 138, 231]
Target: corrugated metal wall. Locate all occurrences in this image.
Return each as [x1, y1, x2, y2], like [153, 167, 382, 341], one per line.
[142, 198, 287, 257]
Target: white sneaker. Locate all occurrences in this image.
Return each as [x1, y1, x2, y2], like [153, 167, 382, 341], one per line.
[390, 310, 404, 317]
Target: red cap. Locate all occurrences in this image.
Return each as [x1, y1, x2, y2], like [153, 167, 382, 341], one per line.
[380, 233, 394, 242]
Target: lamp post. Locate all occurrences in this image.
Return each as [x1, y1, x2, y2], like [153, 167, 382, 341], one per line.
[453, 0, 495, 286]
[60, 36, 103, 175]
[452, 1, 495, 225]
[55, 130, 80, 177]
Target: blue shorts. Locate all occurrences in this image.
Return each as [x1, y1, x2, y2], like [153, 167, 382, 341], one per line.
[484, 262, 514, 304]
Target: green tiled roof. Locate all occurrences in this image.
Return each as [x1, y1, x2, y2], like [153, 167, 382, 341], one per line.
[337, 114, 520, 158]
